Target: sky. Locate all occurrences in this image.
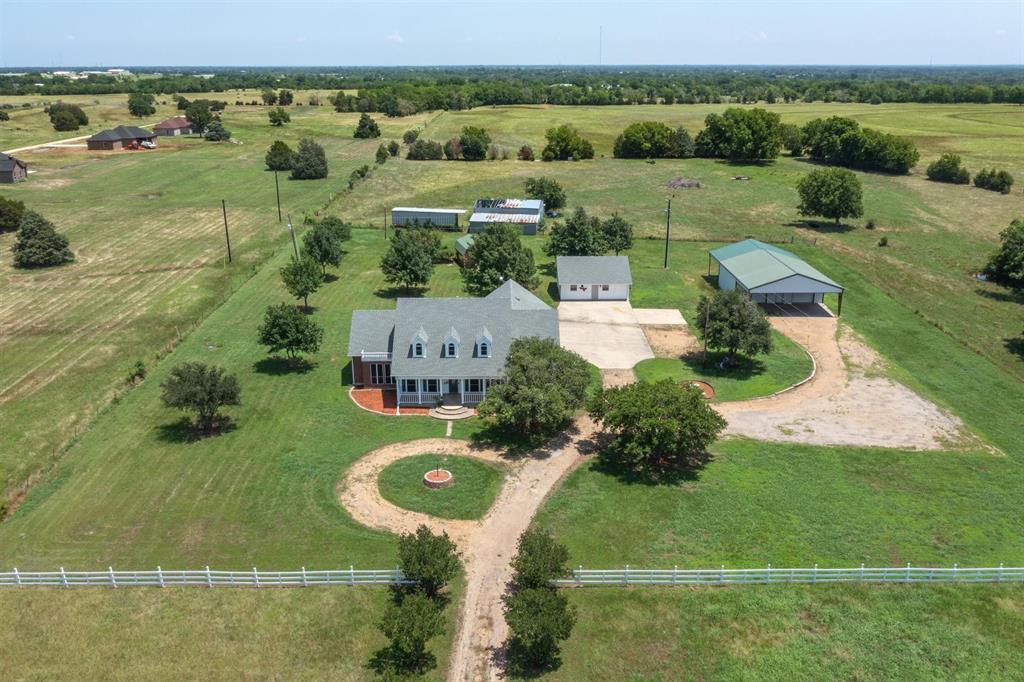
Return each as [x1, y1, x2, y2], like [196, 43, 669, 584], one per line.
[1, 0, 1022, 67]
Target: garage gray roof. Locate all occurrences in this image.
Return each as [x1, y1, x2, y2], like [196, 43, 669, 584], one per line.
[556, 256, 633, 285]
[88, 125, 155, 141]
[0, 153, 26, 172]
[347, 281, 557, 380]
[710, 239, 842, 291]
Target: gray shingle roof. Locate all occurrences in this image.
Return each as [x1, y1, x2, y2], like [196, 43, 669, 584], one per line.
[346, 310, 395, 356]
[88, 125, 156, 142]
[556, 256, 633, 285]
[0, 153, 26, 172]
[347, 281, 557, 380]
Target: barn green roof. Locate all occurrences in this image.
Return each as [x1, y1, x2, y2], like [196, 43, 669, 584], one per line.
[710, 239, 842, 291]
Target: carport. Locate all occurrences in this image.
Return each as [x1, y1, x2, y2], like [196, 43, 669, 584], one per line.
[709, 239, 845, 315]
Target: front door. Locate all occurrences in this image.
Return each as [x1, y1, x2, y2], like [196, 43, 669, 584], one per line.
[445, 379, 460, 395]
[591, 285, 599, 301]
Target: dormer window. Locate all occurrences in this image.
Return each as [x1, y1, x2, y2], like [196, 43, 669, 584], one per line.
[411, 326, 428, 358]
[479, 342, 489, 357]
[476, 328, 493, 358]
[447, 342, 457, 357]
[414, 343, 424, 357]
[443, 327, 460, 359]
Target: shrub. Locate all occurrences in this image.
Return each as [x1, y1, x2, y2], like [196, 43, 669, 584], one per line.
[542, 124, 594, 161]
[398, 525, 460, 598]
[406, 139, 444, 160]
[46, 102, 88, 131]
[459, 125, 491, 161]
[518, 144, 534, 161]
[0, 110, 10, 121]
[926, 154, 970, 184]
[375, 143, 388, 164]
[353, 112, 380, 138]
[0, 195, 26, 232]
[387, 139, 400, 156]
[203, 121, 231, 141]
[264, 140, 295, 171]
[984, 218, 1024, 286]
[974, 168, 1015, 194]
[402, 129, 420, 144]
[878, 236, 889, 247]
[11, 211, 74, 268]
[443, 136, 463, 160]
[290, 138, 328, 179]
[866, 218, 876, 230]
[268, 106, 290, 126]
[125, 360, 147, 385]
[510, 529, 571, 590]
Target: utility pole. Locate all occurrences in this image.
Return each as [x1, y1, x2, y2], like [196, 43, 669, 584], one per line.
[274, 170, 282, 223]
[221, 199, 232, 264]
[663, 198, 671, 269]
[287, 213, 298, 258]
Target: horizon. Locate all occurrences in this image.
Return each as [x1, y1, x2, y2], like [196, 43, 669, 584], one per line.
[2, 1, 1022, 68]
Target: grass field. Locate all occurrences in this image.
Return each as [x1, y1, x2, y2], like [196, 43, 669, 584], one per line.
[634, 330, 811, 402]
[378, 454, 506, 520]
[0, 97, 1021, 678]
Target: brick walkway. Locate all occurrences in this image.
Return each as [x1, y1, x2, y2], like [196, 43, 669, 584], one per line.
[350, 388, 432, 416]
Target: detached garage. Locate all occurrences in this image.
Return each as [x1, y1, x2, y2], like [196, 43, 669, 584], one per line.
[557, 256, 632, 301]
[709, 239, 845, 314]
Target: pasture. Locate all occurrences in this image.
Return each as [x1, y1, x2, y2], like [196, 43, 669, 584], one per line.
[0, 97, 1021, 678]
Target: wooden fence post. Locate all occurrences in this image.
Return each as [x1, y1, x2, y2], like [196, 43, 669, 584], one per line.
[157, 565, 164, 588]
[109, 566, 117, 588]
[60, 567, 68, 588]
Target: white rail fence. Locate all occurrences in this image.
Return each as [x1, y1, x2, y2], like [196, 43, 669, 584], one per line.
[0, 566, 412, 588]
[554, 564, 1024, 587]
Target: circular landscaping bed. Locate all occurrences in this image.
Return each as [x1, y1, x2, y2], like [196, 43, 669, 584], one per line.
[688, 380, 716, 399]
[378, 454, 505, 520]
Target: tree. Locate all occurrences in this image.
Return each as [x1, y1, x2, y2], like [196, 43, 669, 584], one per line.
[402, 129, 420, 144]
[503, 588, 576, 671]
[459, 125, 491, 161]
[290, 138, 328, 179]
[802, 117, 918, 174]
[268, 106, 290, 126]
[443, 136, 463, 160]
[11, 211, 74, 268]
[381, 228, 434, 291]
[406, 138, 444, 160]
[0, 195, 26, 233]
[693, 107, 782, 160]
[695, 289, 774, 363]
[462, 223, 539, 295]
[264, 140, 295, 171]
[184, 101, 213, 134]
[478, 338, 591, 436]
[377, 592, 444, 674]
[47, 103, 88, 131]
[587, 379, 727, 477]
[600, 214, 633, 255]
[543, 207, 604, 257]
[303, 216, 350, 273]
[984, 218, 1024, 287]
[0, 110, 9, 122]
[926, 153, 970, 184]
[260, 89, 277, 105]
[50, 108, 81, 131]
[613, 121, 677, 158]
[797, 167, 864, 225]
[524, 176, 566, 211]
[280, 255, 324, 308]
[159, 362, 241, 433]
[375, 143, 388, 164]
[801, 116, 860, 162]
[510, 529, 571, 590]
[518, 144, 534, 161]
[387, 139, 400, 156]
[542, 124, 594, 161]
[203, 120, 231, 141]
[127, 92, 156, 117]
[353, 112, 381, 138]
[974, 168, 1015, 194]
[398, 525, 460, 598]
[780, 123, 803, 156]
[257, 303, 323, 364]
[277, 89, 294, 105]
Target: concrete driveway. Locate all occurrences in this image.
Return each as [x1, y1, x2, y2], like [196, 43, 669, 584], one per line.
[557, 301, 664, 369]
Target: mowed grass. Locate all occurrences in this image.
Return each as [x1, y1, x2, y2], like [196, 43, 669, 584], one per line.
[0, 585, 457, 682]
[545, 585, 1024, 682]
[634, 330, 812, 402]
[0, 101, 434, 500]
[378, 454, 506, 520]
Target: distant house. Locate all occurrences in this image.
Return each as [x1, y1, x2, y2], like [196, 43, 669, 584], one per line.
[391, 207, 466, 230]
[347, 280, 558, 406]
[709, 239, 845, 314]
[0, 153, 28, 183]
[86, 125, 157, 150]
[556, 255, 632, 301]
[153, 116, 193, 136]
[468, 198, 544, 234]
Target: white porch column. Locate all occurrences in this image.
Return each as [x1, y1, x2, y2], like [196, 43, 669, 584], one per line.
[417, 379, 422, 405]
[459, 379, 464, 405]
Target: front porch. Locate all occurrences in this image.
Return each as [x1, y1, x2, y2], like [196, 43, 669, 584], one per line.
[396, 377, 495, 407]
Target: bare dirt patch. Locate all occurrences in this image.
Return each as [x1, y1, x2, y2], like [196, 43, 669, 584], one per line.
[642, 324, 701, 358]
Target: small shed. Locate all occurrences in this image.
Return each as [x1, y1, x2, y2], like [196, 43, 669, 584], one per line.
[0, 153, 28, 183]
[153, 116, 193, 136]
[709, 239, 844, 314]
[454, 234, 475, 265]
[391, 207, 466, 230]
[556, 255, 632, 301]
[86, 125, 157, 150]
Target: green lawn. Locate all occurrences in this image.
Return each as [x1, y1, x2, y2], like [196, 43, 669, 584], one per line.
[634, 330, 812, 402]
[544, 584, 1024, 682]
[378, 454, 506, 520]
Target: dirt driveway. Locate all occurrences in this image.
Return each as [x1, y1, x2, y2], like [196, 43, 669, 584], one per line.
[558, 301, 684, 369]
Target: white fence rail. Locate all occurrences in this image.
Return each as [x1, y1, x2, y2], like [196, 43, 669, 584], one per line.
[554, 564, 1024, 587]
[0, 566, 412, 588]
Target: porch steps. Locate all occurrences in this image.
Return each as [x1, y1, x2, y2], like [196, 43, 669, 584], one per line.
[428, 404, 475, 421]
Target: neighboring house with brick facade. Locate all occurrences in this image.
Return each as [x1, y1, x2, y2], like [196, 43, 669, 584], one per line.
[347, 280, 558, 406]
